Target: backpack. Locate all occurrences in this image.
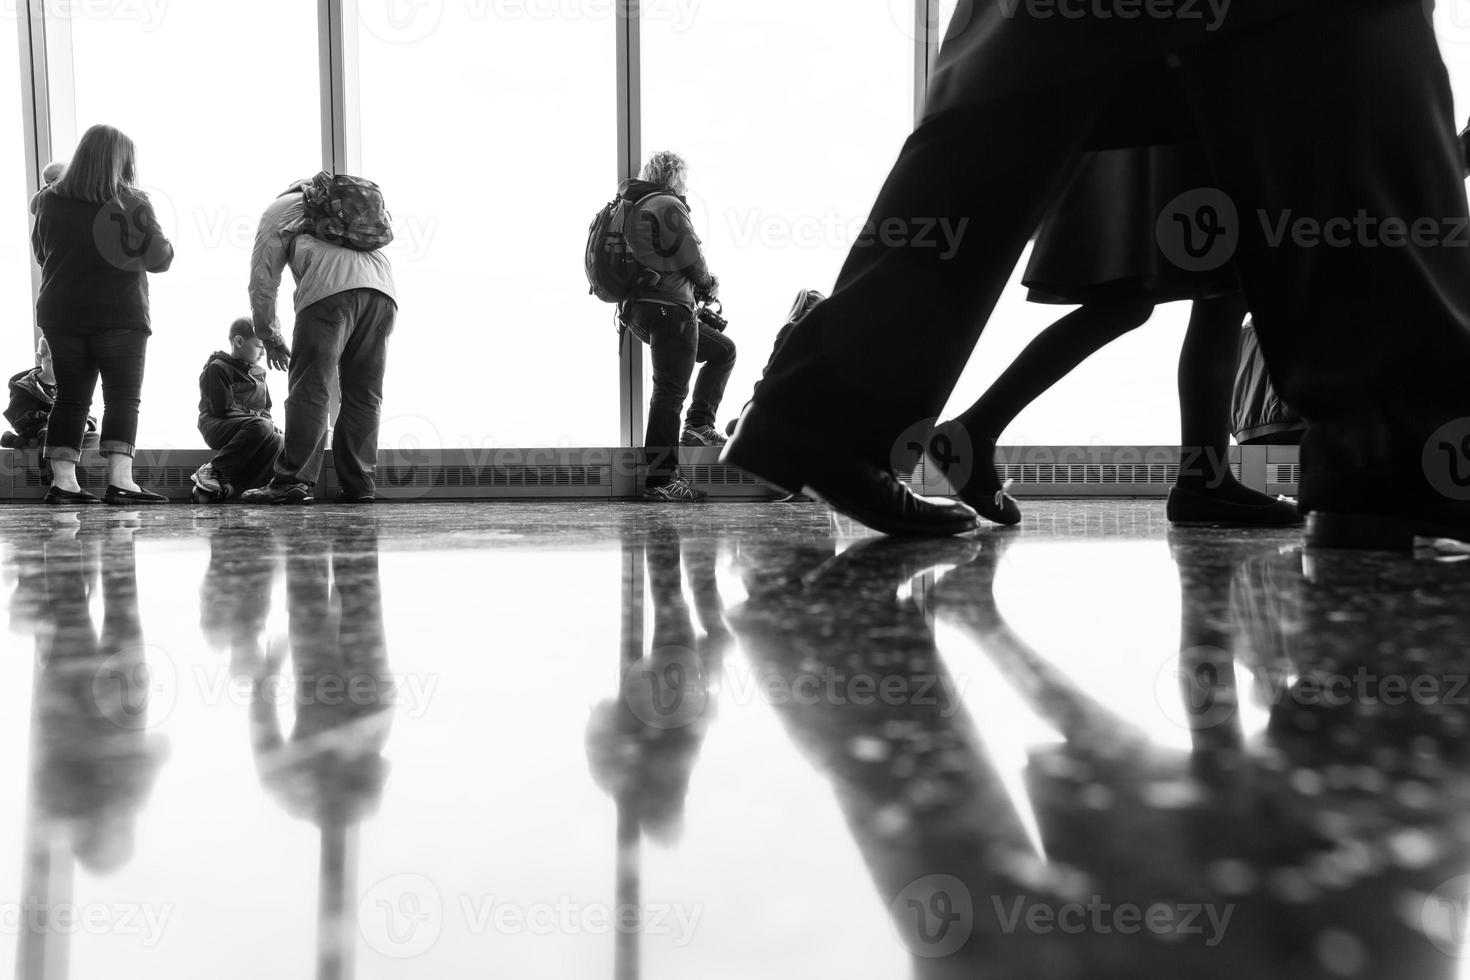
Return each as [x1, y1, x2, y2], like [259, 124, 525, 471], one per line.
[1231, 318, 1307, 446]
[294, 172, 394, 251]
[585, 189, 668, 304]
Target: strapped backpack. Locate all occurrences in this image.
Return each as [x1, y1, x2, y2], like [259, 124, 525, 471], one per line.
[290, 172, 394, 252]
[585, 189, 670, 304]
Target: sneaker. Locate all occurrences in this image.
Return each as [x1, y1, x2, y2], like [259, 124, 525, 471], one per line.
[240, 484, 314, 506]
[641, 475, 707, 503]
[192, 464, 224, 498]
[681, 425, 728, 448]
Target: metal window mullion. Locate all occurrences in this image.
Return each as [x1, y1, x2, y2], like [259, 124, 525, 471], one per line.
[913, 0, 939, 128]
[20, 0, 75, 343]
[319, 0, 362, 174]
[617, 0, 643, 448]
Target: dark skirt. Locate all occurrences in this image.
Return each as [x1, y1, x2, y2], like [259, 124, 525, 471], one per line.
[1023, 142, 1240, 305]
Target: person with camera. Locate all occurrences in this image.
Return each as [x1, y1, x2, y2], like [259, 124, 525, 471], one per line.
[618, 151, 737, 504]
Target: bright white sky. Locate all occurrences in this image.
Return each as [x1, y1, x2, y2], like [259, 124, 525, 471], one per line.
[0, 1, 1467, 449]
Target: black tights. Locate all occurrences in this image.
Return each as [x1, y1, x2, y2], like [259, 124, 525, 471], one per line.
[955, 289, 1254, 497]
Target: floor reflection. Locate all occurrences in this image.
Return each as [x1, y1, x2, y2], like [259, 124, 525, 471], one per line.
[0, 501, 1467, 978]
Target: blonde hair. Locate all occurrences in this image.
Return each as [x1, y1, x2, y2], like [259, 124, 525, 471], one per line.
[641, 151, 689, 193]
[52, 125, 138, 204]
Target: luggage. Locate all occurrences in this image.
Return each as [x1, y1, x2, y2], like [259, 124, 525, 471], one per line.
[294, 172, 394, 251]
[585, 189, 671, 304]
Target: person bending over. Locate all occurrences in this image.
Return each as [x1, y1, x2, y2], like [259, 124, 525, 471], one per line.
[192, 317, 284, 503]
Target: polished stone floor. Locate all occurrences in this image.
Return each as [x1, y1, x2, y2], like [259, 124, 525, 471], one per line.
[2, 499, 1469, 979]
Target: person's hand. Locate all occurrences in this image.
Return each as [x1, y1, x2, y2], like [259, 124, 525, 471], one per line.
[262, 332, 291, 371]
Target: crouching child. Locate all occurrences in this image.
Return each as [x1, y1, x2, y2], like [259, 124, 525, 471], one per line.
[3, 337, 96, 450]
[193, 317, 283, 503]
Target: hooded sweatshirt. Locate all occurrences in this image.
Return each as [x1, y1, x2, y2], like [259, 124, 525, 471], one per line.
[616, 178, 716, 312]
[198, 352, 272, 423]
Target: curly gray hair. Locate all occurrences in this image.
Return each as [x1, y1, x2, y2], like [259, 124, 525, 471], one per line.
[641, 151, 689, 194]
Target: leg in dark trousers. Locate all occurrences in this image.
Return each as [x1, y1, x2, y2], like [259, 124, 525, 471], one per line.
[40, 331, 100, 464]
[1179, 4, 1470, 533]
[624, 302, 698, 489]
[200, 416, 283, 496]
[332, 290, 395, 500]
[274, 289, 394, 494]
[685, 322, 736, 431]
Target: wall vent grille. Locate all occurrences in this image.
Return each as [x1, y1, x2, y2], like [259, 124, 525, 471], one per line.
[376, 465, 611, 489]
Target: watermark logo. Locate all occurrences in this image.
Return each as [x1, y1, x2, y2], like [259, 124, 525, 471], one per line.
[92, 645, 177, 732]
[891, 875, 974, 958]
[360, 0, 445, 43]
[1423, 875, 1470, 957]
[1157, 187, 1239, 273]
[890, 418, 975, 496]
[359, 873, 445, 959]
[1152, 646, 1239, 733]
[1428, 0, 1470, 47]
[621, 645, 710, 730]
[1423, 418, 1470, 503]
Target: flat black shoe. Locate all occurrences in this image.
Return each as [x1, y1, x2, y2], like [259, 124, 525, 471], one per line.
[933, 421, 1021, 526]
[104, 485, 168, 505]
[336, 493, 376, 504]
[1166, 484, 1303, 528]
[43, 486, 100, 505]
[722, 405, 979, 538]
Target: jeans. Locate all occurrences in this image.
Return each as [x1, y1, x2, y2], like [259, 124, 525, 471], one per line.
[273, 289, 396, 496]
[200, 415, 284, 495]
[40, 328, 147, 462]
[623, 302, 737, 486]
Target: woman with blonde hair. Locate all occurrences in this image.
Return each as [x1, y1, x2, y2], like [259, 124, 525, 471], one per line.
[31, 123, 174, 504]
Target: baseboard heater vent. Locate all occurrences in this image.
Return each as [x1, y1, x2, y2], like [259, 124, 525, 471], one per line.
[376, 465, 612, 489]
[998, 463, 1240, 487]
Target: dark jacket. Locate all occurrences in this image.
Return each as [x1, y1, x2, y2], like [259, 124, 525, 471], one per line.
[617, 178, 716, 312]
[1231, 320, 1307, 446]
[31, 187, 174, 333]
[198, 352, 272, 423]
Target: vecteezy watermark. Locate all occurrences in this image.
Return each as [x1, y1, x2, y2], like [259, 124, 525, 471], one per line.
[890, 418, 976, 496]
[1154, 652, 1470, 731]
[891, 876, 975, 958]
[997, 0, 1234, 31]
[0, 0, 169, 30]
[1424, 418, 1470, 503]
[1423, 875, 1470, 957]
[1427, 0, 1470, 48]
[0, 899, 174, 947]
[358, 0, 700, 44]
[993, 895, 1235, 947]
[622, 656, 971, 731]
[358, 874, 704, 960]
[1159, 187, 1470, 272]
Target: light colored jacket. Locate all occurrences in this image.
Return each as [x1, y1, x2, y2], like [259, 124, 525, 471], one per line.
[249, 192, 396, 337]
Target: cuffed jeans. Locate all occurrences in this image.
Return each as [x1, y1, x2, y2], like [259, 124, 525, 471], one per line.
[272, 289, 396, 497]
[623, 302, 737, 487]
[40, 328, 147, 462]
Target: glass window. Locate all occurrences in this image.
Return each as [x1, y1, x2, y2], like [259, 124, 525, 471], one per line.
[54, 2, 320, 450]
[0, 17, 34, 391]
[357, 3, 619, 450]
[640, 1, 917, 438]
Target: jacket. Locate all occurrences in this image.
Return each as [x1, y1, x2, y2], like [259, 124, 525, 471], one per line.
[198, 351, 273, 423]
[31, 188, 174, 332]
[617, 178, 716, 312]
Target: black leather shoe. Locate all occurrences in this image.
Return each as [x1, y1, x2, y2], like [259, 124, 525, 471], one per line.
[104, 485, 168, 505]
[933, 421, 1021, 526]
[722, 405, 979, 538]
[43, 486, 100, 505]
[1167, 484, 1304, 528]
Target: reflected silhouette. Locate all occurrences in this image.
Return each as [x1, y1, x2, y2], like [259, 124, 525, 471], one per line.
[12, 513, 169, 980]
[199, 517, 277, 677]
[586, 517, 733, 980]
[248, 516, 392, 980]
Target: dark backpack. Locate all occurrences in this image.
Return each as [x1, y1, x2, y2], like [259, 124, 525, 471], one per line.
[292, 172, 394, 251]
[585, 189, 668, 304]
